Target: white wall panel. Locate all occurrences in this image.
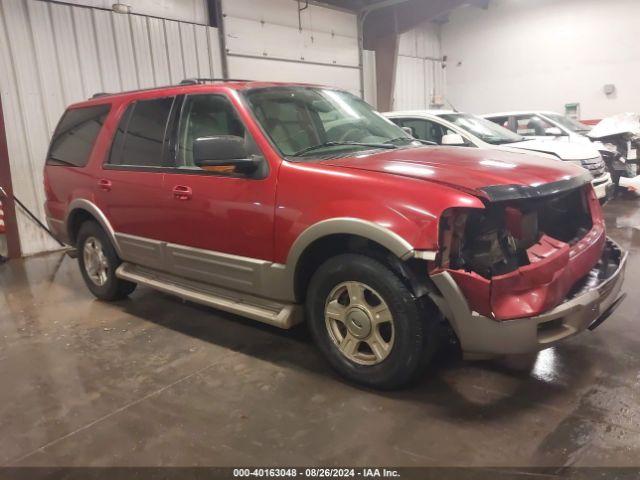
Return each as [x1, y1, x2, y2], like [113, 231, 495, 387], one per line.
[393, 21, 445, 111]
[0, 0, 222, 255]
[223, 0, 356, 37]
[129, 14, 155, 88]
[55, 0, 208, 24]
[147, 16, 171, 86]
[394, 56, 427, 111]
[441, 0, 640, 118]
[222, 0, 360, 94]
[180, 22, 199, 77]
[362, 49, 377, 108]
[227, 56, 361, 96]
[50, 5, 85, 103]
[112, 13, 139, 91]
[72, 6, 105, 96]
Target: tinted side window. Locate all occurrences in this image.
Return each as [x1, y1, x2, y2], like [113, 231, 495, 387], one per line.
[47, 105, 110, 167]
[393, 119, 430, 141]
[177, 94, 263, 176]
[395, 118, 453, 144]
[108, 97, 174, 167]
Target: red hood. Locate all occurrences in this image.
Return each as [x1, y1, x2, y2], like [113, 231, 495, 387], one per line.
[319, 146, 589, 200]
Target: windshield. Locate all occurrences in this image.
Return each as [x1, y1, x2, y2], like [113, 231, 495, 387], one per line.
[439, 113, 525, 145]
[243, 86, 418, 157]
[543, 113, 591, 133]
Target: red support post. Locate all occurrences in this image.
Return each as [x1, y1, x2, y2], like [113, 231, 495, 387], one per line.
[0, 96, 22, 259]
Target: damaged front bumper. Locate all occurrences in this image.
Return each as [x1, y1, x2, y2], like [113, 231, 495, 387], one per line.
[429, 239, 627, 356]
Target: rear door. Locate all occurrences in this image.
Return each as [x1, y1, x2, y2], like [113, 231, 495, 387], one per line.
[96, 96, 176, 268]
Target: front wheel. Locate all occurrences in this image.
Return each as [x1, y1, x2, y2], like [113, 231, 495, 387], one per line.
[306, 254, 437, 389]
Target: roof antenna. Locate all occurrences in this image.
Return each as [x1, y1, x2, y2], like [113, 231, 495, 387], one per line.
[446, 98, 458, 112]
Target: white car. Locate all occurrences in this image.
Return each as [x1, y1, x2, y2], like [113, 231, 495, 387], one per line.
[481, 110, 594, 144]
[384, 110, 614, 200]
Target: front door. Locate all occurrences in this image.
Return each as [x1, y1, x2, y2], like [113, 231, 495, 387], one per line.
[160, 92, 277, 290]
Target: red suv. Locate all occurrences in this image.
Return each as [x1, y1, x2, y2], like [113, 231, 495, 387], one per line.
[44, 80, 627, 388]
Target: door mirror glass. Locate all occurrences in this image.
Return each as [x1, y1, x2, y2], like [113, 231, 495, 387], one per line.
[441, 133, 466, 146]
[193, 136, 257, 174]
[545, 127, 564, 136]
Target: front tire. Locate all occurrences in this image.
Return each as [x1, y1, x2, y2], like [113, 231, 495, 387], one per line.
[306, 254, 437, 389]
[77, 221, 136, 301]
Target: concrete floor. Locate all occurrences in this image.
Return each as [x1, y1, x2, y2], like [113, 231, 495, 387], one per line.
[0, 196, 639, 468]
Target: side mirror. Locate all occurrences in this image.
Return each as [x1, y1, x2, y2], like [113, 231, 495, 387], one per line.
[401, 126, 415, 137]
[441, 133, 467, 146]
[193, 136, 258, 174]
[545, 127, 564, 136]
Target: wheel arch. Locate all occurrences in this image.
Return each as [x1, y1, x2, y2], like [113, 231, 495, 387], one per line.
[65, 199, 121, 255]
[286, 218, 433, 303]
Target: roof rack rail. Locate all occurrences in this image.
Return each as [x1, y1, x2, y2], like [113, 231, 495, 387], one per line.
[91, 92, 111, 98]
[179, 78, 253, 85]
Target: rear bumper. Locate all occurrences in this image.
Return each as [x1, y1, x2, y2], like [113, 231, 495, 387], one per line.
[430, 238, 627, 356]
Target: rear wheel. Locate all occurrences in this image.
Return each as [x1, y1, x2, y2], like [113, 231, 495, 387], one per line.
[77, 221, 136, 300]
[306, 253, 437, 389]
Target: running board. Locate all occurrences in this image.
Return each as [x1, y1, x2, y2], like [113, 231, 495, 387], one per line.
[116, 263, 303, 329]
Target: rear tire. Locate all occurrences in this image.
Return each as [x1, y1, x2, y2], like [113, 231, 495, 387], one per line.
[77, 221, 136, 301]
[306, 253, 437, 389]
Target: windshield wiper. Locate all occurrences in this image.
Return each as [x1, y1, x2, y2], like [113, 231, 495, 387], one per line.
[292, 141, 396, 156]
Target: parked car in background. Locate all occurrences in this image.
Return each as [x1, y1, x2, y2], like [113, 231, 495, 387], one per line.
[385, 110, 614, 201]
[587, 113, 640, 183]
[482, 110, 594, 143]
[483, 110, 638, 185]
[44, 81, 627, 389]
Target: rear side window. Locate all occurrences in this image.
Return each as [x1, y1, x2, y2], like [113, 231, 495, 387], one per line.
[108, 97, 174, 167]
[47, 105, 110, 167]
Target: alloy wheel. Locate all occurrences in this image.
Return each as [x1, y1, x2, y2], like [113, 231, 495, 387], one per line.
[324, 281, 395, 365]
[83, 236, 109, 286]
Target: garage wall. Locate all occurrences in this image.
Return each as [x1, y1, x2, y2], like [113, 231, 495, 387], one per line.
[221, 0, 361, 95]
[0, 0, 223, 255]
[50, 0, 208, 24]
[393, 21, 444, 111]
[441, 0, 640, 118]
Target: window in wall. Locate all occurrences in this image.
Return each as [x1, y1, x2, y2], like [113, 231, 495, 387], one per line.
[108, 97, 175, 167]
[47, 105, 111, 167]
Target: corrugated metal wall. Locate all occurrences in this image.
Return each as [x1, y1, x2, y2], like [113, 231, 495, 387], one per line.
[0, 0, 223, 255]
[221, 0, 361, 95]
[393, 22, 444, 111]
[61, 0, 208, 24]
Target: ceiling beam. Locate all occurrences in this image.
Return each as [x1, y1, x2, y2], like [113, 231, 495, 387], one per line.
[362, 0, 475, 48]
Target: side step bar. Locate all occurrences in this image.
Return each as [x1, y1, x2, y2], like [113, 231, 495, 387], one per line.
[116, 263, 303, 329]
